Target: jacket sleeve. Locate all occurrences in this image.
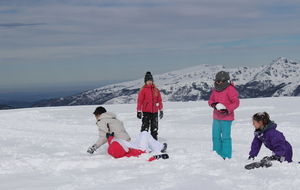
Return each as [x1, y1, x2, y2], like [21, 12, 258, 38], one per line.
[208, 90, 215, 107]
[157, 89, 163, 111]
[95, 120, 108, 148]
[137, 89, 144, 112]
[249, 136, 262, 157]
[226, 86, 240, 112]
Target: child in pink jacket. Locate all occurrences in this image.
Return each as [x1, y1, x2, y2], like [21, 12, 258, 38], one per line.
[208, 71, 240, 159]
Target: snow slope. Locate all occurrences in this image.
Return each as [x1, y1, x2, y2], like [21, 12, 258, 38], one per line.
[1, 97, 300, 190]
[33, 57, 300, 107]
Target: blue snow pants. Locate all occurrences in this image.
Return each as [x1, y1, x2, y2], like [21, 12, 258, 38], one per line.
[212, 119, 232, 159]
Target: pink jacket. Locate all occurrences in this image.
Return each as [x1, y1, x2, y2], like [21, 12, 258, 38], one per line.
[208, 84, 240, 121]
[137, 85, 163, 113]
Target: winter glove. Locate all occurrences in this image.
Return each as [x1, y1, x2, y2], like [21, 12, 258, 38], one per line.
[87, 144, 97, 154]
[218, 109, 228, 114]
[137, 112, 142, 119]
[106, 132, 114, 139]
[159, 111, 164, 119]
[211, 102, 218, 109]
[248, 156, 255, 160]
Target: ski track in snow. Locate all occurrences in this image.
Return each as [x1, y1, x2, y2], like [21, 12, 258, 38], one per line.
[1, 97, 300, 190]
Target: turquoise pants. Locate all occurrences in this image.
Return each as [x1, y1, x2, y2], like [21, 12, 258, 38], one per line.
[212, 119, 232, 159]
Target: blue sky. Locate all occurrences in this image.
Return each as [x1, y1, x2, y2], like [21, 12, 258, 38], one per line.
[1, 0, 300, 92]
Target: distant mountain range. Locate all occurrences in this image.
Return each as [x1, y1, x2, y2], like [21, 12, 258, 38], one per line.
[33, 57, 300, 107]
[0, 104, 14, 110]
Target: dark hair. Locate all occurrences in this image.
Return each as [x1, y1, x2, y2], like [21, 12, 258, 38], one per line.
[252, 112, 271, 126]
[93, 106, 107, 115]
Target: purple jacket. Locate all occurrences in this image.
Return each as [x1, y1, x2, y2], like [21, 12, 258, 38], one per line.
[249, 122, 293, 162]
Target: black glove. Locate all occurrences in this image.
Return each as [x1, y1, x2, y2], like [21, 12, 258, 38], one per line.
[248, 156, 255, 160]
[219, 109, 228, 114]
[211, 102, 218, 109]
[106, 132, 114, 139]
[159, 111, 163, 119]
[87, 144, 97, 154]
[137, 112, 142, 119]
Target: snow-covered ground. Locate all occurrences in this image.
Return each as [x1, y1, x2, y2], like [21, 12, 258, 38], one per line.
[1, 97, 300, 190]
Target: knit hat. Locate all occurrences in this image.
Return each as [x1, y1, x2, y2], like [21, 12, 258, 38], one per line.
[107, 140, 128, 158]
[93, 106, 106, 115]
[215, 71, 230, 82]
[144, 71, 153, 83]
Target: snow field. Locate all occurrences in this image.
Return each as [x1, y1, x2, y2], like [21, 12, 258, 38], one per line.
[1, 97, 300, 190]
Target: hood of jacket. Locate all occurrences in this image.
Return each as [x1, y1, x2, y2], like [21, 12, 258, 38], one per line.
[255, 122, 277, 135]
[98, 112, 117, 120]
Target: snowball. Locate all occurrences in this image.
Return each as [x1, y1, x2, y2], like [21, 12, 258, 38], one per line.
[216, 103, 226, 110]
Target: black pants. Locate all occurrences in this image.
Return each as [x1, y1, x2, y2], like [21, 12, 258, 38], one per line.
[141, 112, 158, 140]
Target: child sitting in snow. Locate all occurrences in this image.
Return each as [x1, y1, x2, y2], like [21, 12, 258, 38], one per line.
[248, 112, 293, 163]
[106, 131, 168, 161]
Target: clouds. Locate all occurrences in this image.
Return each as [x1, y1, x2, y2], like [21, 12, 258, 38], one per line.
[1, 0, 300, 88]
[0, 23, 45, 28]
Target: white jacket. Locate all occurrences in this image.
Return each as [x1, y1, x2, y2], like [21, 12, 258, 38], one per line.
[95, 112, 131, 148]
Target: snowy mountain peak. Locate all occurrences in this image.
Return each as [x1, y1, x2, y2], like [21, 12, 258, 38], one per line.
[34, 57, 300, 107]
[255, 57, 300, 83]
[270, 57, 299, 66]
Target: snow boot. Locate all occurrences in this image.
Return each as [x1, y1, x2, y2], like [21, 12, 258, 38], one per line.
[161, 143, 167, 153]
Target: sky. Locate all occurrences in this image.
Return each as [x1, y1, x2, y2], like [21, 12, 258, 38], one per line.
[1, 0, 300, 92]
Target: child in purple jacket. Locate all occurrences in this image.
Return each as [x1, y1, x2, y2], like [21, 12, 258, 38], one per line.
[248, 112, 293, 163]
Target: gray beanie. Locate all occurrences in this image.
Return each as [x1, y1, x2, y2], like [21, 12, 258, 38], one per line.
[215, 71, 230, 82]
